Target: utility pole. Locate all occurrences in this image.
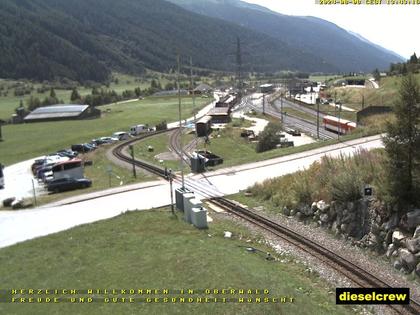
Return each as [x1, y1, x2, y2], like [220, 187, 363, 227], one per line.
[190, 56, 196, 124]
[361, 93, 365, 110]
[177, 52, 185, 189]
[129, 145, 136, 178]
[262, 93, 265, 115]
[236, 37, 243, 97]
[334, 90, 337, 119]
[31, 179, 37, 207]
[280, 93, 284, 123]
[317, 101, 320, 139]
[338, 102, 342, 139]
[168, 169, 174, 214]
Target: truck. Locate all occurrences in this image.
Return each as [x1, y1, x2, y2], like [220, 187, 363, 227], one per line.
[129, 124, 148, 136]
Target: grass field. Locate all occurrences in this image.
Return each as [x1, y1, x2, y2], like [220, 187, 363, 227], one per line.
[0, 96, 212, 165]
[0, 209, 357, 315]
[133, 131, 196, 172]
[0, 74, 153, 119]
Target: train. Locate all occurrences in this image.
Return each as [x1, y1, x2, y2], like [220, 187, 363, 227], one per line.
[215, 94, 238, 109]
[195, 115, 212, 137]
[323, 115, 356, 135]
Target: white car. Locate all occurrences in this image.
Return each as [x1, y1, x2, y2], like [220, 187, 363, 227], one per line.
[112, 132, 130, 141]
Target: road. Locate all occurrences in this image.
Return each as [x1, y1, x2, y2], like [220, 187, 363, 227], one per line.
[0, 134, 384, 249]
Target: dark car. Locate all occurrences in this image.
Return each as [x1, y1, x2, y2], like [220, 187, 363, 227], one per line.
[91, 138, 108, 146]
[47, 177, 92, 193]
[57, 149, 78, 158]
[71, 144, 94, 153]
[286, 129, 301, 136]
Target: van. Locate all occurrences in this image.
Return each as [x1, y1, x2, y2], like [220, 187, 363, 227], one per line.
[112, 131, 130, 140]
[0, 164, 4, 189]
[130, 124, 147, 136]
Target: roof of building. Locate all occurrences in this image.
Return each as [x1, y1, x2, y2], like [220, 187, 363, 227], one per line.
[24, 105, 89, 121]
[208, 107, 230, 116]
[194, 83, 213, 92]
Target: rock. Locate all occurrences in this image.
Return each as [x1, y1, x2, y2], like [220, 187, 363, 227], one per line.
[311, 202, 317, 212]
[385, 230, 393, 245]
[320, 213, 329, 224]
[386, 244, 396, 258]
[392, 230, 406, 246]
[371, 222, 381, 235]
[328, 206, 337, 220]
[223, 231, 232, 238]
[406, 209, 420, 229]
[398, 248, 417, 273]
[317, 200, 330, 213]
[331, 221, 340, 235]
[367, 232, 378, 247]
[296, 211, 303, 220]
[414, 226, 420, 239]
[416, 262, 420, 277]
[299, 204, 313, 216]
[340, 223, 348, 233]
[282, 207, 290, 216]
[347, 201, 355, 212]
[406, 238, 420, 254]
[393, 259, 402, 271]
[290, 209, 296, 216]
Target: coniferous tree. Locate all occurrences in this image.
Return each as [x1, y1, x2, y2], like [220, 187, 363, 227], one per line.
[383, 74, 420, 209]
[70, 88, 81, 102]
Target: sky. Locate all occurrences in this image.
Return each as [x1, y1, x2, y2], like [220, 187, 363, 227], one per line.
[243, 0, 419, 59]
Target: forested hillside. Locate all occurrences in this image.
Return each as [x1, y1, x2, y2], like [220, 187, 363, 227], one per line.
[0, 0, 338, 82]
[169, 0, 404, 73]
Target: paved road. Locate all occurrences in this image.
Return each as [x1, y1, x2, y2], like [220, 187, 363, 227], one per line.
[0, 134, 383, 249]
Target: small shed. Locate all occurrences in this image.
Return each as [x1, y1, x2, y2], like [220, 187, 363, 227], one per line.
[208, 107, 231, 124]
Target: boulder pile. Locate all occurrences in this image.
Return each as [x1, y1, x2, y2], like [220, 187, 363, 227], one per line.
[282, 199, 420, 277]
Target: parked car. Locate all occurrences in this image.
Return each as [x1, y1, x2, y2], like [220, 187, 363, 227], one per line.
[36, 165, 53, 180]
[47, 177, 92, 193]
[99, 136, 119, 143]
[71, 144, 95, 153]
[57, 149, 78, 158]
[112, 132, 130, 141]
[286, 129, 301, 136]
[91, 138, 108, 146]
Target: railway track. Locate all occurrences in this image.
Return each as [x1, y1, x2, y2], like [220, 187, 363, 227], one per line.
[112, 121, 420, 315]
[241, 97, 336, 140]
[168, 128, 193, 167]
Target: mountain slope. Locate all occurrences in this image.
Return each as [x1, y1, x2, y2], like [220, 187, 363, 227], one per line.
[0, 0, 339, 82]
[168, 0, 404, 72]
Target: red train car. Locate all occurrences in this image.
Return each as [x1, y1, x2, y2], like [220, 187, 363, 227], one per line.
[323, 115, 356, 134]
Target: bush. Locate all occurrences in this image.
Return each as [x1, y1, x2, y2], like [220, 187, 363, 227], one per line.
[256, 122, 282, 153]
